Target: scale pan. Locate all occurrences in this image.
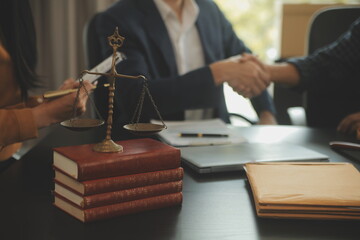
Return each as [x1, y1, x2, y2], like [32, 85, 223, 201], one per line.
[61, 119, 105, 131]
[123, 123, 165, 135]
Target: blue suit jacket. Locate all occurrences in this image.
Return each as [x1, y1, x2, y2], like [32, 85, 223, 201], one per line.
[94, 0, 275, 128]
[288, 18, 360, 127]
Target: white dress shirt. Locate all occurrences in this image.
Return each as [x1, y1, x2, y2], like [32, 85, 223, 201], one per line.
[153, 0, 213, 120]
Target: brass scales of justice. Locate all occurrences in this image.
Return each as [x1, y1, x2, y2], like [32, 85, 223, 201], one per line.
[59, 27, 166, 153]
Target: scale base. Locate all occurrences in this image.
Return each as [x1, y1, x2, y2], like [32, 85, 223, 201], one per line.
[93, 139, 123, 153]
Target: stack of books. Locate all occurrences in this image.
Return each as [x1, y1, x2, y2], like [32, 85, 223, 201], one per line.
[52, 138, 183, 223]
[244, 162, 360, 220]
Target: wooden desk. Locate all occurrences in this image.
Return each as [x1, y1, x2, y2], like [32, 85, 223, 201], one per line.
[1, 125, 359, 240]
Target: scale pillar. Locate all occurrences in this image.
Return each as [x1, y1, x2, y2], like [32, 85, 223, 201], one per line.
[93, 139, 123, 153]
[92, 77, 123, 152]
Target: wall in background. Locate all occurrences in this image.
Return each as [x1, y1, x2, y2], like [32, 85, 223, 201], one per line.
[30, 0, 117, 91]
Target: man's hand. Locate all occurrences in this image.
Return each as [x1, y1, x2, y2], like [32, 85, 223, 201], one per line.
[210, 54, 270, 98]
[337, 112, 360, 135]
[257, 111, 278, 125]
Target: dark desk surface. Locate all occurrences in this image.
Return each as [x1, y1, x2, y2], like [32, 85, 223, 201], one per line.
[1, 125, 360, 240]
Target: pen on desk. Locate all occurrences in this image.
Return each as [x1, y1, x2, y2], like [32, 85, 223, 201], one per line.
[179, 133, 229, 138]
[43, 83, 110, 99]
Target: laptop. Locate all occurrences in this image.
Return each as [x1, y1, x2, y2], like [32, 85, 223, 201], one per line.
[180, 142, 328, 174]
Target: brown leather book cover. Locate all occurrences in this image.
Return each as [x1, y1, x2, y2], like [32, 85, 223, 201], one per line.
[54, 180, 183, 208]
[54, 192, 183, 222]
[53, 138, 180, 181]
[54, 167, 184, 195]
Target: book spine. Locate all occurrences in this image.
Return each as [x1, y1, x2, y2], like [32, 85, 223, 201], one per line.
[79, 149, 181, 181]
[82, 168, 184, 195]
[84, 192, 183, 222]
[56, 180, 183, 208]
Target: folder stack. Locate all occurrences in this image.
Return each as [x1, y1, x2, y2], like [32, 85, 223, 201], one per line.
[244, 162, 360, 220]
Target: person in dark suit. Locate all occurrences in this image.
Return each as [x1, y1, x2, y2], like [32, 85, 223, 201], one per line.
[94, 0, 276, 134]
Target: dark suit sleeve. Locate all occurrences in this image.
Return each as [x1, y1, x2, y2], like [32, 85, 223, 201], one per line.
[212, 1, 276, 116]
[287, 18, 360, 93]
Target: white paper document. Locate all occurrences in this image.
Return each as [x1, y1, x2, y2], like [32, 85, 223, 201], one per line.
[151, 119, 246, 147]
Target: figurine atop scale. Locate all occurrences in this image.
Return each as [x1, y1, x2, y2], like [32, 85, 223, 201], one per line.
[61, 27, 166, 153]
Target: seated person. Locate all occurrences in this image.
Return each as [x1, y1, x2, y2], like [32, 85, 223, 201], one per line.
[0, 0, 92, 164]
[94, 0, 277, 136]
[240, 17, 360, 135]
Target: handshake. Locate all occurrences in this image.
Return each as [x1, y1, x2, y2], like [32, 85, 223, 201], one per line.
[210, 53, 269, 98]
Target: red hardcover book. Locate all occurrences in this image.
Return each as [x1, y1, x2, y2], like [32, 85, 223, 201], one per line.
[54, 167, 184, 195]
[53, 138, 180, 181]
[54, 192, 183, 222]
[54, 180, 183, 208]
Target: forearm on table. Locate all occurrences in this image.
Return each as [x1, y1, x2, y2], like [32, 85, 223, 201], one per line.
[0, 108, 38, 146]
